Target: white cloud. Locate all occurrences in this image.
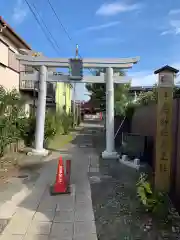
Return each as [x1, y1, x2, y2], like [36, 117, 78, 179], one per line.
[169, 9, 180, 15]
[160, 30, 172, 36]
[161, 20, 180, 36]
[129, 71, 157, 86]
[130, 63, 180, 86]
[95, 37, 119, 43]
[170, 20, 180, 34]
[96, 2, 142, 16]
[95, 37, 124, 45]
[12, 0, 28, 24]
[79, 21, 120, 32]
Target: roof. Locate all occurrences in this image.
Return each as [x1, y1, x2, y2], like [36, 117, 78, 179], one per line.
[129, 86, 153, 91]
[0, 16, 31, 50]
[154, 65, 179, 74]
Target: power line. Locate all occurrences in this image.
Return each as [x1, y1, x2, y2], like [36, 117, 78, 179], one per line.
[46, 0, 94, 75]
[30, 1, 62, 55]
[24, 0, 61, 55]
[47, 0, 73, 43]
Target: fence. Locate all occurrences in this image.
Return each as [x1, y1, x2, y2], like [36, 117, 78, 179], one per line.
[130, 99, 180, 207]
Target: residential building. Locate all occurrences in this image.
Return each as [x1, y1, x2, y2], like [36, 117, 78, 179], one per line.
[56, 82, 73, 114]
[0, 16, 34, 114]
[129, 86, 153, 102]
[0, 17, 73, 114]
[0, 17, 58, 114]
[0, 16, 31, 89]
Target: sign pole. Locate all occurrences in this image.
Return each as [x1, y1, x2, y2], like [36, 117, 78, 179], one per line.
[154, 65, 179, 192]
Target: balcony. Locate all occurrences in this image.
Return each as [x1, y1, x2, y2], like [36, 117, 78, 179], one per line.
[20, 79, 38, 90]
[20, 71, 39, 91]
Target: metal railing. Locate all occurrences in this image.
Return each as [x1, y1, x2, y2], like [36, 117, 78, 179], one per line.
[19, 79, 38, 90]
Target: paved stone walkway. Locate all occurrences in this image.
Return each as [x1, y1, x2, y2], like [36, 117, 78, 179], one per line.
[0, 123, 99, 240]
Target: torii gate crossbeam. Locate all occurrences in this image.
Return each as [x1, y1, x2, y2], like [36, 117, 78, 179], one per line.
[17, 55, 140, 159]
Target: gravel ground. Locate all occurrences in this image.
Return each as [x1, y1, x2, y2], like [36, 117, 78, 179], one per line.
[90, 127, 180, 240]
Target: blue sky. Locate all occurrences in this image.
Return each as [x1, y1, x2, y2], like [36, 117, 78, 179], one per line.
[1, 0, 180, 100]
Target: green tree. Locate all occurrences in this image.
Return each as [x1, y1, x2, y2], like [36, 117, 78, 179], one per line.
[0, 86, 26, 156]
[85, 68, 130, 115]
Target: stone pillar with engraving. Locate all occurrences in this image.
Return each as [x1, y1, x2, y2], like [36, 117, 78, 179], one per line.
[154, 65, 179, 192]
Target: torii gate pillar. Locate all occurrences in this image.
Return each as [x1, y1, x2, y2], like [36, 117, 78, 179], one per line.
[102, 67, 119, 159]
[32, 65, 48, 156]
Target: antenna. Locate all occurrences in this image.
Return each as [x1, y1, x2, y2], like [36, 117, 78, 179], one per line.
[75, 44, 79, 59]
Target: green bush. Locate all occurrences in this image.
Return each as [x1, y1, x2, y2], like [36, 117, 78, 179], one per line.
[17, 114, 36, 147]
[44, 111, 58, 146]
[61, 112, 73, 135]
[0, 86, 74, 155]
[20, 111, 59, 147]
[0, 86, 25, 156]
[19, 111, 74, 147]
[136, 173, 168, 216]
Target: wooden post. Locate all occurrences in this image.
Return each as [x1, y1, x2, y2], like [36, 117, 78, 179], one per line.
[154, 65, 179, 192]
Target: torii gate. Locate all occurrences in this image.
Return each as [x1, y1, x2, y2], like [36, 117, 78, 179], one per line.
[17, 55, 139, 159]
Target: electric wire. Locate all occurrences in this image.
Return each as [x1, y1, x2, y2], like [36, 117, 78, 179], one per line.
[24, 0, 61, 55]
[46, 0, 94, 75]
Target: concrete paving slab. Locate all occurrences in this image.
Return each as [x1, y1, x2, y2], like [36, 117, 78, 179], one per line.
[49, 237, 72, 240]
[56, 197, 74, 211]
[14, 207, 35, 219]
[0, 123, 99, 240]
[2, 217, 31, 235]
[73, 234, 98, 240]
[50, 222, 73, 238]
[37, 200, 57, 212]
[74, 208, 94, 221]
[0, 234, 24, 240]
[54, 210, 74, 223]
[75, 193, 92, 203]
[27, 220, 52, 235]
[23, 234, 49, 240]
[33, 210, 55, 222]
[75, 201, 93, 212]
[0, 201, 17, 218]
[74, 221, 96, 237]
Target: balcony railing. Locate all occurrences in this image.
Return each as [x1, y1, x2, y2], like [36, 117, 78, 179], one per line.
[20, 79, 38, 90]
[20, 71, 39, 90]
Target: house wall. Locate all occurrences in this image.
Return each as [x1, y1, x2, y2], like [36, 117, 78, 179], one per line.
[0, 35, 20, 90]
[65, 84, 72, 114]
[56, 82, 65, 112]
[56, 82, 72, 114]
[0, 64, 19, 89]
[0, 30, 31, 115]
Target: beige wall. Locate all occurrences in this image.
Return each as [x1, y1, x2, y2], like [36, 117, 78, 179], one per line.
[0, 40, 8, 66]
[0, 64, 19, 90]
[0, 33, 31, 115]
[0, 34, 20, 90]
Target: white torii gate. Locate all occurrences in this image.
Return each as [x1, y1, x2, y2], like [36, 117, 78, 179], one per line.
[17, 55, 139, 159]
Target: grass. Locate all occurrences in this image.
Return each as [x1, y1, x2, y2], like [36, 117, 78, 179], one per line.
[48, 133, 74, 150]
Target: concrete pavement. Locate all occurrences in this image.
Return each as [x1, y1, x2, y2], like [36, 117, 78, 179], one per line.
[0, 123, 100, 240]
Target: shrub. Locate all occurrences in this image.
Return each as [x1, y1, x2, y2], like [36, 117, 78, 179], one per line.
[136, 173, 168, 216]
[44, 111, 58, 146]
[17, 114, 36, 147]
[61, 113, 73, 135]
[20, 111, 59, 147]
[0, 86, 25, 156]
